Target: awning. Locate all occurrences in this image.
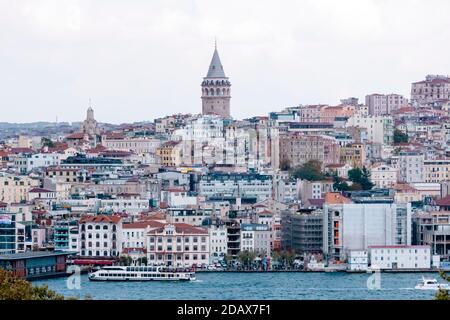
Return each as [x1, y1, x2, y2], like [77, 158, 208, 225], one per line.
[72, 259, 114, 265]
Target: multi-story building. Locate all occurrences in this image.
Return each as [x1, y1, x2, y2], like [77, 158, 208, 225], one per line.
[298, 179, 334, 203]
[102, 137, 161, 157]
[0, 174, 40, 204]
[366, 94, 407, 115]
[198, 172, 272, 203]
[78, 215, 122, 258]
[369, 245, 431, 270]
[391, 151, 424, 183]
[345, 114, 394, 145]
[167, 208, 211, 226]
[281, 208, 323, 254]
[0, 213, 17, 254]
[411, 75, 450, 106]
[146, 223, 209, 267]
[370, 164, 398, 188]
[208, 225, 228, 263]
[156, 141, 183, 167]
[423, 159, 450, 183]
[323, 194, 411, 262]
[279, 133, 340, 168]
[14, 153, 61, 174]
[240, 223, 271, 256]
[413, 211, 450, 259]
[339, 143, 366, 167]
[53, 220, 79, 252]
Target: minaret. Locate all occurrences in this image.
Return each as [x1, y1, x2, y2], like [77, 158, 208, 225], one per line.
[201, 42, 231, 118]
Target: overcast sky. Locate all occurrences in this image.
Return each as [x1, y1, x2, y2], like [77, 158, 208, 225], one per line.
[1, 0, 450, 124]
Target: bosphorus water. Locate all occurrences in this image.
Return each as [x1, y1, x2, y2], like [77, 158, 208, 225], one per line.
[32, 272, 440, 300]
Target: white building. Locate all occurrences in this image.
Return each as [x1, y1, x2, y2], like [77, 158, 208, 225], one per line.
[348, 250, 369, 271]
[78, 215, 123, 258]
[209, 225, 228, 263]
[14, 153, 61, 174]
[198, 173, 272, 202]
[369, 245, 431, 270]
[345, 114, 394, 145]
[146, 223, 209, 267]
[160, 189, 198, 208]
[370, 164, 398, 188]
[391, 151, 424, 183]
[323, 202, 412, 263]
[240, 224, 271, 256]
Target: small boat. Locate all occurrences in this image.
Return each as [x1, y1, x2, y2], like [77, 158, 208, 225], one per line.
[415, 277, 450, 290]
[88, 265, 196, 281]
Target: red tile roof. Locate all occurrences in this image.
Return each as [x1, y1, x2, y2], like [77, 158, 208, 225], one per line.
[435, 195, 450, 207]
[79, 214, 122, 224]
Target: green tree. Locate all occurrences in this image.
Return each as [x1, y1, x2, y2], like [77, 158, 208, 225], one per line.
[393, 129, 408, 144]
[436, 271, 450, 300]
[41, 137, 55, 148]
[332, 172, 349, 191]
[347, 167, 374, 191]
[280, 159, 291, 171]
[0, 269, 64, 300]
[291, 160, 326, 181]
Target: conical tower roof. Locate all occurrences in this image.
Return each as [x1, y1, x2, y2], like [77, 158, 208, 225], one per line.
[206, 48, 226, 78]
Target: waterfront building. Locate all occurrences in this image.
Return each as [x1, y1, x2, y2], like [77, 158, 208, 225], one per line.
[0, 251, 73, 279]
[369, 245, 431, 270]
[412, 211, 450, 259]
[78, 214, 123, 258]
[208, 225, 228, 264]
[323, 193, 412, 263]
[348, 250, 369, 271]
[240, 224, 271, 256]
[281, 208, 323, 254]
[146, 223, 209, 267]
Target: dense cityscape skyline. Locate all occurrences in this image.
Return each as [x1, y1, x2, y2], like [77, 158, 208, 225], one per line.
[1, 0, 450, 123]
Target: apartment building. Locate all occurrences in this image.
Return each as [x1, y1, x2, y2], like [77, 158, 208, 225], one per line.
[78, 215, 123, 258]
[146, 223, 209, 267]
[240, 223, 271, 256]
[411, 75, 450, 106]
[279, 133, 340, 168]
[0, 174, 40, 204]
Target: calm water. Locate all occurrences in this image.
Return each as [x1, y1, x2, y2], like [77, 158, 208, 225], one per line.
[32, 272, 440, 300]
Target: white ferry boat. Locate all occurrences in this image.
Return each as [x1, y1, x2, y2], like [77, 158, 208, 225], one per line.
[88, 265, 196, 281]
[415, 277, 450, 290]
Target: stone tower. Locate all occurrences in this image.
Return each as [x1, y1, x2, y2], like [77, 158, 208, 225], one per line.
[201, 44, 231, 118]
[81, 106, 99, 137]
